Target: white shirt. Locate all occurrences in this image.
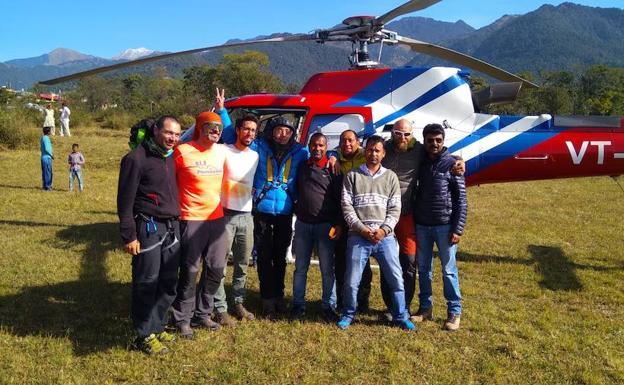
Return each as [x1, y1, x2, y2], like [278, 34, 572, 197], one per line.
[222, 144, 259, 212]
[60, 106, 70, 121]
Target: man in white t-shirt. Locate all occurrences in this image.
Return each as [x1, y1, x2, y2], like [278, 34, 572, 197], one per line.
[59, 102, 71, 137]
[213, 114, 260, 324]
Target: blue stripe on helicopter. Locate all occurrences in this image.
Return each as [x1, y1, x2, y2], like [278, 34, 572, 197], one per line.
[373, 74, 465, 128]
[463, 120, 556, 177]
[334, 68, 429, 108]
[447, 116, 528, 153]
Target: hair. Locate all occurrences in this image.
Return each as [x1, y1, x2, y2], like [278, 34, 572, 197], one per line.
[340, 129, 358, 142]
[365, 135, 385, 149]
[155, 115, 180, 130]
[235, 114, 259, 129]
[422, 123, 445, 139]
[308, 132, 327, 145]
[72, 143, 79, 149]
[43, 126, 51, 135]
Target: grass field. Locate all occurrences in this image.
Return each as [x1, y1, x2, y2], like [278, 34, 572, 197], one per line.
[0, 127, 623, 385]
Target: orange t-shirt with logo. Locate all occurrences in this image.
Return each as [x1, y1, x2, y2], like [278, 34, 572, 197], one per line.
[174, 141, 227, 221]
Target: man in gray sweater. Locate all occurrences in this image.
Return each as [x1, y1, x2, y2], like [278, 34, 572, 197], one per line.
[337, 135, 415, 331]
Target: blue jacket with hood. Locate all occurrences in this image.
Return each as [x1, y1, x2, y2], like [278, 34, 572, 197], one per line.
[219, 110, 308, 216]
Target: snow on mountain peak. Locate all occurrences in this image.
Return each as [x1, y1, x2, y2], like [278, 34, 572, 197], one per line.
[112, 48, 154, 61]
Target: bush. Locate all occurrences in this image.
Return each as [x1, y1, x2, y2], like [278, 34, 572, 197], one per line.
[99, 111, 137, 131]
[178, 114, 195, 130]
[0, 108, 40, 149]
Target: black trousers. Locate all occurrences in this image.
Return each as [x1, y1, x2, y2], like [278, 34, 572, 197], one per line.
[334, 231, 372, 310]
[254, 212, 293, 300]
[380, 253, 417, 314]
[171, 218, 227, 325]
[131, 217, 180, 338]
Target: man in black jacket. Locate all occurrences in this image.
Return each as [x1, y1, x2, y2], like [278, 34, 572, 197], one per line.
[290, 133, 342, 321]
[413, 123, 467, 331]
[117, 115, 182, 354]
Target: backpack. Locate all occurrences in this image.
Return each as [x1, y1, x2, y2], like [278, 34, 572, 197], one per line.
[129, 118, 155, 150]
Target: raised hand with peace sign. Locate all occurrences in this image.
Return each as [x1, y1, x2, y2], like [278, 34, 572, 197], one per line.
[214, 87, 226, 112]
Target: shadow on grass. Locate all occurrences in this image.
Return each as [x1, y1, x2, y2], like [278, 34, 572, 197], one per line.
[0, 183, 42, 191]
[0, 221, 132, 356]
[458, 245, 596, 291]
[528, 245, 582, 291]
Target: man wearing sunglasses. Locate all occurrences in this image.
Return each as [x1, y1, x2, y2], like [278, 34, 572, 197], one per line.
[379, 118, 464, 323]
[170, 111, 229, 339]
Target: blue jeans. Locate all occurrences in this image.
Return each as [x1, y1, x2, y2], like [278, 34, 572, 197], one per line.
[292, 220, 336, 310]
[69, 168, 83, 191]
[416, 224, 462, 315]
[342, 234, 408, 322]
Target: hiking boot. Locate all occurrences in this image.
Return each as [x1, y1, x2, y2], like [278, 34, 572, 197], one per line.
[134, 334, 169, 355]
[156, 330, 176, 343]
[191, 317, 220, 331]
[336, 317, 352, 330]
[214, 311, 237, 327]
[233, 303, 255, 321]
[262, 298, 277, 321]
[443, 314, 461, 331]
[176, 323, 195, 340]
[357, 301, 370, 314]
[322, 307, 339, 323]
[396, 319, 416, 331]
[410, 307, 433, 323]
[381, 312, 393, 324]
[290, 306, 305, 321]
[274, 297, 288, 314]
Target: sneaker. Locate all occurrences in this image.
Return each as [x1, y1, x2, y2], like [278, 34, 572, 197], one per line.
[176, 323, 195, 340]
[443, 314, 461, 331]
[190, 317, 220, 331]
[233, 303, 255, 321]
[134, 333, 169, 355]
[322, 308, 339, 323]
[410, 307, 433, 323]
[336, 317, 352, 330]
[396, 319, 416, 331]
[156, 330, 176, 343]
[290, 306, 306, 321]
[214, 311, 237, 327]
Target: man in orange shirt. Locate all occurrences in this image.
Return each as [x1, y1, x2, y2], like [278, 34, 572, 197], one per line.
[170, 111, 228, 339]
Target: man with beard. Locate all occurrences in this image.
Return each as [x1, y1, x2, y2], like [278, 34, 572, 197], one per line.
[380, 118, 464, 322]
[413, 123, 467, 331]
[170, 111, 228, 339]
[212, 114, 260, 325]
[117, 115, 182, 354]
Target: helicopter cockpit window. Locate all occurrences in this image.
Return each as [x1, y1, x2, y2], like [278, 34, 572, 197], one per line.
[307, 114, 366, 149]
[228, 108, 307, 141]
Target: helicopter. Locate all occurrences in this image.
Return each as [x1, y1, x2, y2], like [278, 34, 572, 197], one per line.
[40, 0, 624, 186]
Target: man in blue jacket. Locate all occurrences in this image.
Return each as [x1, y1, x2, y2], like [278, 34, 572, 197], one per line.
[413, 123, 467, 331]
[221, 112, 308, 319]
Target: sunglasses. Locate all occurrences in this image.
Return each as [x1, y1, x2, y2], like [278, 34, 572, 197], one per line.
[203, 122, 223, 132]
[392, 130, 411, 138]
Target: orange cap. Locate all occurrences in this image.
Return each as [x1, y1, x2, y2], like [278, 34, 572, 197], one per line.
[193, 111, 222, 140]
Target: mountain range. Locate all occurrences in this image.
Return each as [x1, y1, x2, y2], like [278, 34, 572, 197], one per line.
[1, 2, 623, 90]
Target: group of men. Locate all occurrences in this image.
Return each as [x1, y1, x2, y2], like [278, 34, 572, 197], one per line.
[117, 89, 468, 355]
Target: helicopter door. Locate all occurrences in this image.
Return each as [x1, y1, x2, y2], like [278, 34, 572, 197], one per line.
[307, 114, 366, 149]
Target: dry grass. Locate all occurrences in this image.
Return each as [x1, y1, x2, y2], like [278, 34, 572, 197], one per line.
[0, 125, 623, 384]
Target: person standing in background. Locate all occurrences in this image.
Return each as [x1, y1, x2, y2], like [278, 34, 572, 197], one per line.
[40, 126, 54, 190]
[43, 103, 55, 136]
[68, 143, 85, 192]
[59, 102, 71, 137]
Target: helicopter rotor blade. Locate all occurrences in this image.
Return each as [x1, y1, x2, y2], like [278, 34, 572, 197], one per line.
[395, 35, 539, 88]
[375, 0, 441, 26]
[39, 34, 316, 85]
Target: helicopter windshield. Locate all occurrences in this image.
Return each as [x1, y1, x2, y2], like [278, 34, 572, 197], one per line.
[228, 107, 308, 141]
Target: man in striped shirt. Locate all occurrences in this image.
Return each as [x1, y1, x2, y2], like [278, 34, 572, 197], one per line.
[338, 135, 415, 331]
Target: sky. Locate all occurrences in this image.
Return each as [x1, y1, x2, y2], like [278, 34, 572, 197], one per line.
[1, 0, 622, 62]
